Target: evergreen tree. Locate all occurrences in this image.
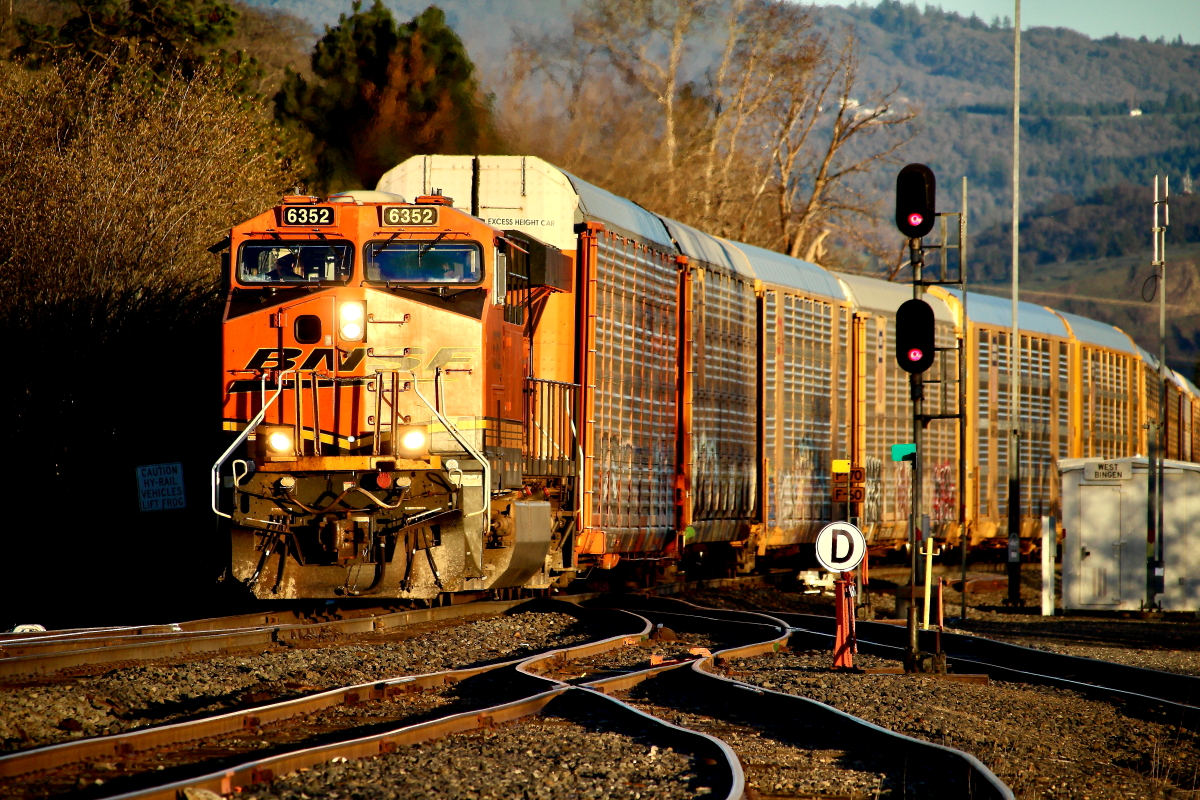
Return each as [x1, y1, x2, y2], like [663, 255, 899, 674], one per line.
[13, 0, 251, 84]
[275, 2, 498, 193]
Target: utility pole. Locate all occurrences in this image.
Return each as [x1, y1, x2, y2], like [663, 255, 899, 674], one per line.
[1006, 0, 1023, 607]
[1147, 176, 1169, 610]
[959, 176, 970, 623]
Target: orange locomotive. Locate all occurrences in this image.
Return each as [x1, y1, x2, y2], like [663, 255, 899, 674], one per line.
[213, 190, 576, 599]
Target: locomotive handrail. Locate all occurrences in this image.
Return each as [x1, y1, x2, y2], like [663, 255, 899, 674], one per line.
[211, 371, 296, 519]
[407, 368, 491, 524]
[524, 377, 578, 477]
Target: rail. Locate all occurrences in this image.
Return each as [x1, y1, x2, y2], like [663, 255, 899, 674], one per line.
[596, 597, 1014, 800]
[0, 600, 534, 682]
[777, 610, 1200, 711]
[0, 601, 642, 783]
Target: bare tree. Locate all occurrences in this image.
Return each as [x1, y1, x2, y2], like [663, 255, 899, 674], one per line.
[570, 0, 714, 186]
[763, 38, 916, 260]
[504, 0, 917, 266]
[685, 0, 824, 235]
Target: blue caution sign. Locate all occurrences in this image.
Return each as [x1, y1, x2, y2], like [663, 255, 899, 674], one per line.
[136, 463, 186, 512]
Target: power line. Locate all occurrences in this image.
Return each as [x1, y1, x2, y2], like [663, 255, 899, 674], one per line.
[972, 285, 1189, 311]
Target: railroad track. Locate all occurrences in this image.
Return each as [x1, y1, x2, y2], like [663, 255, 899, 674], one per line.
[0, 600, 642, 795]
[0, 577, 789, 681]
[3, 592, 1013, 800]
[0, 601, 539, 681]
[14, 585, 1195, 800]
[571, 600, 1012, 800]
[771, 608, 1200, 711]
[631, 596, 1200, 799]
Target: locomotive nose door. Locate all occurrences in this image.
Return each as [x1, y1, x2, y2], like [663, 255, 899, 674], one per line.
[277, 295, 337, 371]
[275, 294, 338, 455]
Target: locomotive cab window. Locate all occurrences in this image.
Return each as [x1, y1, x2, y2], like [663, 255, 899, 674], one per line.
[364, 240, 482, 285]
[238, 241, 353, 284]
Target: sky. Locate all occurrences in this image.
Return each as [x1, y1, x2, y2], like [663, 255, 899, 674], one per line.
[810, 0, 1200, 44]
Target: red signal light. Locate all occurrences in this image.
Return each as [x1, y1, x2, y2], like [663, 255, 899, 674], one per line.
[907, 348, 923, 362]
[896, 164, 936, 238]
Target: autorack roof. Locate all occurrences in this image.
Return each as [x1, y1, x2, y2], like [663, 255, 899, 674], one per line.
[659, 216, 755, 278]
[724, 240, 846, 300]
[559, 170, 675, 250]
[1055, 309, 1137, 354]
[945, 289, 1069, 339]
[837, 272, 956, 324]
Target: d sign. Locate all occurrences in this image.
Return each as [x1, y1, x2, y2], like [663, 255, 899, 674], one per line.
[814, 522, 866, 573]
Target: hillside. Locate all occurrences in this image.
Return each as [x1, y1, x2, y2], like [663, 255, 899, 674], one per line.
[244, 0, 1200, 229]
[971, 240, 1200, 377]
[826, 2, 1200, 227]
[969, 184, 1200, 375]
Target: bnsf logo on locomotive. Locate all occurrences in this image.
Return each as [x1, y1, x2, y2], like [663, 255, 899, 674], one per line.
[242, 346, 477, 374]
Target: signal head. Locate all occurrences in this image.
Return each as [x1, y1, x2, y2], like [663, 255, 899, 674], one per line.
[896, 164, 936, 239]
[895, 298, 936, 374]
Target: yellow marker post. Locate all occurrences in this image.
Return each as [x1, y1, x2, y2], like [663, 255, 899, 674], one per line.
[921, 536, 936, 630]
[832, 459, 851, 473]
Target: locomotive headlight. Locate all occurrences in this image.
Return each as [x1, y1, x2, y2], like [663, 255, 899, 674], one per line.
[340, 302, 365, 341]
[258, 425, 297, 461]
[394, 425, 429, 457]
[401, 429, 427, 451]
[267, 431, 293, 453]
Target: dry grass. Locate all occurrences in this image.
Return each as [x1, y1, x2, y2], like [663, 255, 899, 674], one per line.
[0, 57, 297, 325]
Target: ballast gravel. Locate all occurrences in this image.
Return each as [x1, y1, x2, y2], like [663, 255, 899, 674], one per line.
[955, 618, 1200, 677]
[678, 575, 1200, 676]
[617, 687, 904, 799]
[731, 648, 1200, 800]
[0, 611, 597, 752]
[550, 632, 718, 682]
[239, 715, 706, 800]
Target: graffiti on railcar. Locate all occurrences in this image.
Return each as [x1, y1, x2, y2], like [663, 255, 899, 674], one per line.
[799, 442, 827, 520]
[864, 456, 883, 523]
[694, 434, 717, 511]
[771, 441, 827, 526]
[933, 461, 957, 523]
[894, 461, 912, 521]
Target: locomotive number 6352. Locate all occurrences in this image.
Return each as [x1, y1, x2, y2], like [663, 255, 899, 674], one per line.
[281, 206, 335, 226]
[382, 206, 438, 226]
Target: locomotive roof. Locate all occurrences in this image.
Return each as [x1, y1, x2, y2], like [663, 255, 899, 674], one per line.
[1054, 309, 1137, 354]
[658, 216, 755, 278]
[724, 240, 847, 300]
[559, 170, 676, 250]
[836, 272, 956, 324]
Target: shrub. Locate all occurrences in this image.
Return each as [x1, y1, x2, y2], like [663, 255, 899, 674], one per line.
[0, 57, 298, 621]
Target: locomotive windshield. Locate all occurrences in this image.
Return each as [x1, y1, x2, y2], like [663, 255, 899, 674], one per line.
[365, 240, 481, 284]
[239, 241, 353, 284]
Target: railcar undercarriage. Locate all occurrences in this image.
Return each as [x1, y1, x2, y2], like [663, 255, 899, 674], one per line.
[228, 466, 572, 599]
